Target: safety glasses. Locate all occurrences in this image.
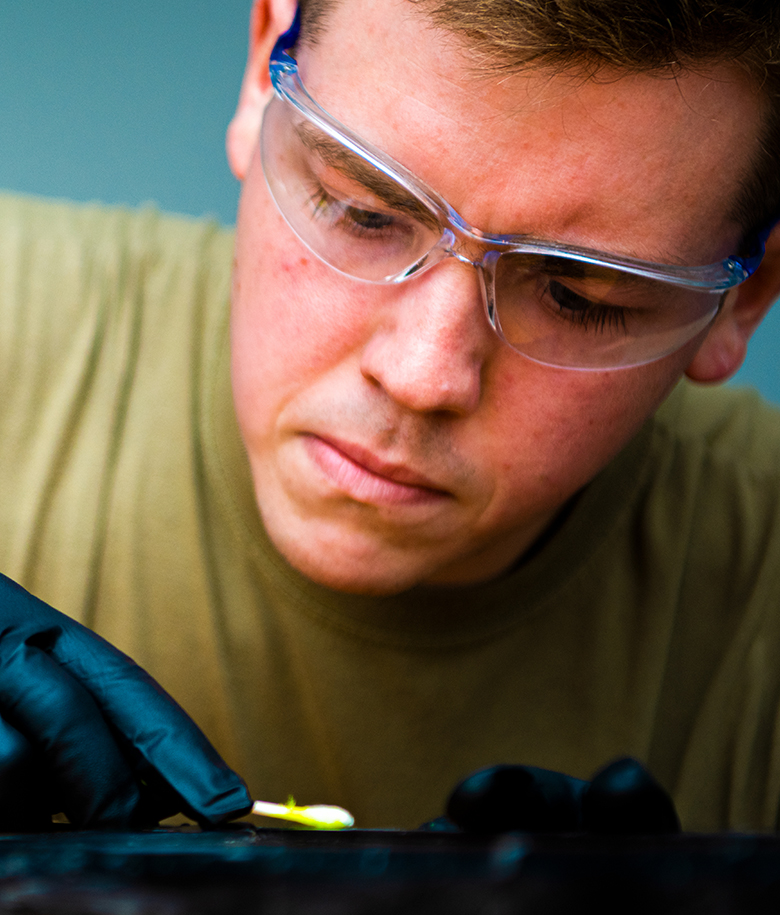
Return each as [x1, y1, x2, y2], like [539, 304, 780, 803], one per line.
[260, 11, 767, 369]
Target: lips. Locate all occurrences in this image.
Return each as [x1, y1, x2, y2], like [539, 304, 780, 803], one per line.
[301, 434, 450, 506]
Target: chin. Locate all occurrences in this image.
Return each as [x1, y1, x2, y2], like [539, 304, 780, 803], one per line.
[269, 524, 439, 596]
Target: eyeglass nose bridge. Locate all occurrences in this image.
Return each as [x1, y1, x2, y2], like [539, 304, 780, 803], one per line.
[435, 231, 503, 335]
[439, 228, 501, 270]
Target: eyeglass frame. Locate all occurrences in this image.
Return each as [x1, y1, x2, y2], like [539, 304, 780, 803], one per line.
[264, 7, 772, 370]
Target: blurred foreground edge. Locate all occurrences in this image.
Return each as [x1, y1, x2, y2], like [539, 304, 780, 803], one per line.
[0, 827, 778, 913]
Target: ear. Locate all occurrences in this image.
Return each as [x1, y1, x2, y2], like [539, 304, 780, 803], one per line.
[685, 223, 780, 383]
[226, 0, 298, 180]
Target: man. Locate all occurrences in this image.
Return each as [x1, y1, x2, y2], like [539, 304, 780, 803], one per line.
[0, 0, 779, 831]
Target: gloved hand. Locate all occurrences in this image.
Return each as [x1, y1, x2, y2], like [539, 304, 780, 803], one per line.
[426, 757, 680, 834]
[0, 573, 252, 831]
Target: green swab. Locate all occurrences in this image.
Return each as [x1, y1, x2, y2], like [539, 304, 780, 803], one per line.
[251, 798, 354, 829]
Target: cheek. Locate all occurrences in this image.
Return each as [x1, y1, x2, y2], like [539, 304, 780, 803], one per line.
[232, 251, 373, 394]
[484, 353, 686, 507]
[230, 180, 377, 440]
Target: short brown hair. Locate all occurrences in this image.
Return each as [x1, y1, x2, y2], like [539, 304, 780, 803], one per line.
[299, 0, 780, 239]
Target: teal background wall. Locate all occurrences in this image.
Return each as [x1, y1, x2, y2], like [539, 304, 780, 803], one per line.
[0, 2, 776, 402]
[0, 2, 248, 223]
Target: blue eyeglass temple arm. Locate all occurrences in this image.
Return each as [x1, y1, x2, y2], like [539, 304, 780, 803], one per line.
[273, 6, 301, 59]
[736, 219, 778, 277]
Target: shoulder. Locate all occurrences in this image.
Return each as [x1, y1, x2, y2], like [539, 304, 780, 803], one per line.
[0, 194, 237, 615]
[0, 190, 235, 361]
[0, 189, 234, 248]
[0, 190, 235, 309]
[589, 380, 780, 559]
[637, 381, 780, 613]
[651, 380, 780, 480]
[582, 380, 780, 627]
[640, 385, 780, 830]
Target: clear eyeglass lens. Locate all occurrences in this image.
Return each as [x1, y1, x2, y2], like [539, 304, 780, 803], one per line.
[262, 96, 443, 283]
[492, 253, 722, 368]
[262, 93, 723, 369]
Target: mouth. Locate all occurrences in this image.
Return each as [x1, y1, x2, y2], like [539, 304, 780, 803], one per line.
[301, 434, 451, 507]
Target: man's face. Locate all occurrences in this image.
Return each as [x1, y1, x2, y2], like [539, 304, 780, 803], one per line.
[230, 0, 760, 594]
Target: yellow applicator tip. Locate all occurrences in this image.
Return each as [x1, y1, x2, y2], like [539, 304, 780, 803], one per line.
[251, 800, 355, 830]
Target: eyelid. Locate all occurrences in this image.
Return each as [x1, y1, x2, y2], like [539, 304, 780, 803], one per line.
[318, 178, 437, 228]
[504, 256, 653, 299]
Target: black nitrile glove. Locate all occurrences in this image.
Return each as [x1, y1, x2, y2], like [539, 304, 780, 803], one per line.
[0, 573, 252, 831]
[427, 757, 680, 834]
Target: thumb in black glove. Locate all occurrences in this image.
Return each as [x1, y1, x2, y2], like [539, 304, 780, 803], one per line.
[581, 756, 681, 834]
[0, 573, 253, 831]
[431, 757, 680, 835]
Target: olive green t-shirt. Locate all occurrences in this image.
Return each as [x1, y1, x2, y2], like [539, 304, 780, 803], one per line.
[1, 191, 780, 831]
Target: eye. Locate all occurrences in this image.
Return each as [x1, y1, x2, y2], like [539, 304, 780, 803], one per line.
[546, 280, 628, 333]
[311, 186, 397, 232]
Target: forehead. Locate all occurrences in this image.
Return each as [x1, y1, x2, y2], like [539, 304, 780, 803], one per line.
[296, 0, 762, 264]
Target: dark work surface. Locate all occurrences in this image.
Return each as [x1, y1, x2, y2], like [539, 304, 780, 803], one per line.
[0, 828, 779, 913]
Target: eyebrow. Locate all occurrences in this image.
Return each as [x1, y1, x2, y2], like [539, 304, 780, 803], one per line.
[295, 122, 441, 230]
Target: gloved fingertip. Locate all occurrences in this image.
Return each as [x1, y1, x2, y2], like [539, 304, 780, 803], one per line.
[582, 756, 681, 834]
[446, 764, 584, 833]
[182, 781, 254, 828]
[446, 765, 531, 833]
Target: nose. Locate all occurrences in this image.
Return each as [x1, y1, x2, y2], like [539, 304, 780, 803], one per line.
[359, 260, 497, 415]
